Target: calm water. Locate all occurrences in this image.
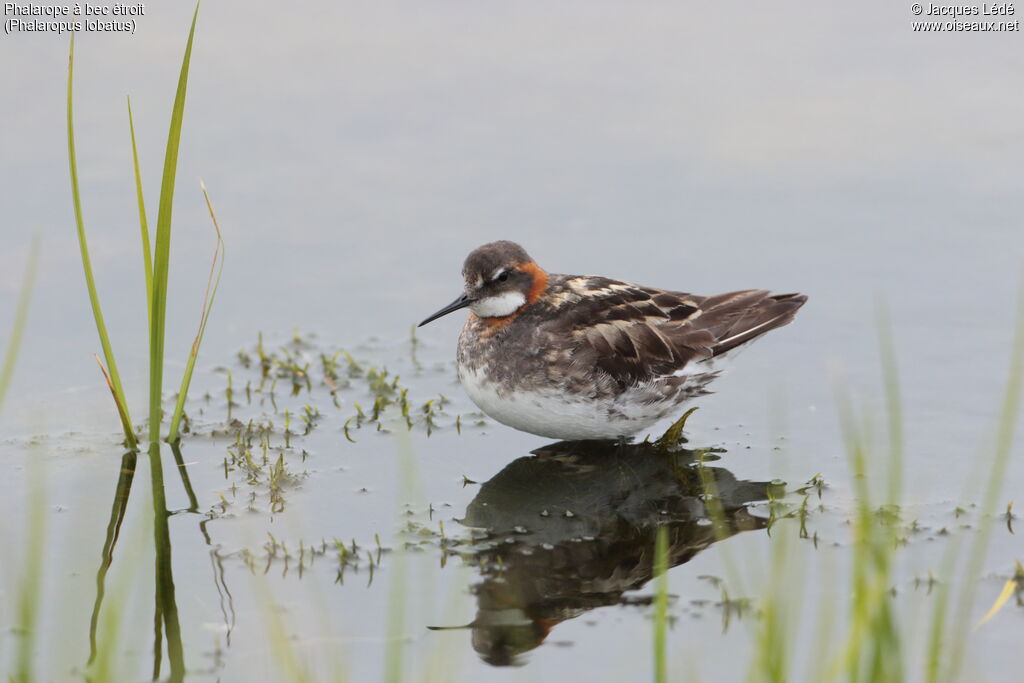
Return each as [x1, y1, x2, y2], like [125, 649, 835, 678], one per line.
[2, 2, 1023, 681]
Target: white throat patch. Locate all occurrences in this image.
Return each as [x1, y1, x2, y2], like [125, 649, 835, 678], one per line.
[470, 291, 527, 318]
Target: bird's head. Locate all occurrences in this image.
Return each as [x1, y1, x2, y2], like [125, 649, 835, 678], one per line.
[419, 241, 549, 327]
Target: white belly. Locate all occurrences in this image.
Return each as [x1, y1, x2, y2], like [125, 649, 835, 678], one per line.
[458, 366, 669, 440]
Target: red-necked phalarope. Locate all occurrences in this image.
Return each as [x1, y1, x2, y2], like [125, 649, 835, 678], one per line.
[419, 241, 807, 440]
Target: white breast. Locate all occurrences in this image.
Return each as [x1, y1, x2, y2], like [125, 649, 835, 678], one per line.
[458, 365, 669, 440]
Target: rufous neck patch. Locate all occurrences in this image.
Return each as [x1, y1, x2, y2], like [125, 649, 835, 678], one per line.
[520, 261, 549, 305]
[473, 311, 517, 331]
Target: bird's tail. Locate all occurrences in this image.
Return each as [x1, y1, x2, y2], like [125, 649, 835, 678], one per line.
[697, 291, 808, 357]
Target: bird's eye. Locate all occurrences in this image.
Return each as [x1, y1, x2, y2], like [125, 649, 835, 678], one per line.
[496, 271, 510, 282]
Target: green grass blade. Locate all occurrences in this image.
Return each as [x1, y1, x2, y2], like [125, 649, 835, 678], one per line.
[384, 436, 416, 683]
[167, 179, 224, 444]
[148, 2, 200, 446]
[87, 550, 130, 683]
[67, 32, 137, 449]
[94, 355, 135, 448]
[653, 525, 669, 683]
[127, 95, 153, 325]
[147, 442, 185, 681]
[0, 236, 39, 412]
[14, 461, 45, 682]
[876, 300, 903, 507]
[924, 288, 1024, 683]
[944, 282, 1024, 681]
[88, 450, 138, 665]
[169, 442, 200, 511]
[250, 567, 310, 682]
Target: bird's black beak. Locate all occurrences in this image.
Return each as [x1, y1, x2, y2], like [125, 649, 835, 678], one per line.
[418, 293, 475, 327]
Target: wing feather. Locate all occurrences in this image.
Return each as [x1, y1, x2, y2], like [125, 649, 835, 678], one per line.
[558, 277, 807, 389]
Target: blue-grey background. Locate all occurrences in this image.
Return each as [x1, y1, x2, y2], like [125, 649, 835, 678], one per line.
[2, 3, 1023, 681]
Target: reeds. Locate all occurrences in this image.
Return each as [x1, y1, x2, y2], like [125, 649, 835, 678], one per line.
[66, 32, 135, 447]
[12, 462, 45, 682]
[827, 304, 905, 682]
[168, 181, 225, 443]
[66, 2, 216, 449]
[64, 7, 210, 681]
[729, 294, 1024, 683]
[0, 237, 40, 680]
[147, 4, 200, 449]
[924, 281, 1024, 683]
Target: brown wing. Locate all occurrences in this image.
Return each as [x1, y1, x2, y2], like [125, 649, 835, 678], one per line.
[554, 277, 807, 390]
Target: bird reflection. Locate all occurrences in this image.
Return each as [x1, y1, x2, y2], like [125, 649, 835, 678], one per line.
[450, 439, 782, 666]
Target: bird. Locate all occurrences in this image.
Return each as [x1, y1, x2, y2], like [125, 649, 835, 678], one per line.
[418, 241, 807, 441]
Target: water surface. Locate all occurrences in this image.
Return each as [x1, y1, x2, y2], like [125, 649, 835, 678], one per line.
[2, 2, 1023, 680]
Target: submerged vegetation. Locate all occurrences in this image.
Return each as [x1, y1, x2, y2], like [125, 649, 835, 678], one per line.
[173, 330, 466, 516]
